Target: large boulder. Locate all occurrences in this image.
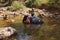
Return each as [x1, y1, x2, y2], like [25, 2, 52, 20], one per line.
[0, 27, 17, 39]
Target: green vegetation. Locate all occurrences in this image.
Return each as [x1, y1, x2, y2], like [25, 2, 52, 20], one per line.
[48, 0, 60, 9]
[0, 0, 60, 9]
[25, 0, 60, 9]
[8, 1, 26, 11]
[25, 0, 49, 8]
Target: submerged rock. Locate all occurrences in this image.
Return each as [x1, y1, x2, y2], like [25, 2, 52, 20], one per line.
[0, 27, 17, 39]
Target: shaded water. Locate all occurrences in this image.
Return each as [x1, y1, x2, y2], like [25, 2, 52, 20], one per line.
[3, 23, 41, 40]
[16, 24, 41, 40]
[3, 21, 60, 40]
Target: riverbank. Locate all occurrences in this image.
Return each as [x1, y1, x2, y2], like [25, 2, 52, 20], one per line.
[0, 7, 60, 40]
[0, 7, 60, 27]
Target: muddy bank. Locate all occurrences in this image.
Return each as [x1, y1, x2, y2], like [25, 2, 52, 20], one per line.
[0, 7, 60, 24]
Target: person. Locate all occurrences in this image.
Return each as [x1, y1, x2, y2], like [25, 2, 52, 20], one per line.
[31, 8, 34, 16]
[30, 14, 39, 24]
[30, 8, 38, 23]
[22, 12, 30, 24]
[30, 9, 43, 24]
[23, 15, 28, 23]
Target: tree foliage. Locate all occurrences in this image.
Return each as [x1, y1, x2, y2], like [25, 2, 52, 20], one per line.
[25, 0, 60, 9]
[25, 0, 49, 8]
[0, 0, 60, 9]
[48, 0, 60, 8]
[9, 1, 26, 11]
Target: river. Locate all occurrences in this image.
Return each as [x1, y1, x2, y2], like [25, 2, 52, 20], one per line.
[3, 20, 60, 40]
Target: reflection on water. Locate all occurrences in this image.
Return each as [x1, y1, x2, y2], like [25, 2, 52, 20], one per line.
[3, 24, 41, 40]
[17, 24, 41, 40]
[18, 33, 31, 40]
[3, 22, 60, 40]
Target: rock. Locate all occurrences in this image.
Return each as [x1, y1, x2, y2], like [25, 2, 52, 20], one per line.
[0, 27, 17, 39]
[0, 7, 8, 11]
[9, 11, 19, 16]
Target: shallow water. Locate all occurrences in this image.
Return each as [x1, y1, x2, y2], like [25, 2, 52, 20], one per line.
[3, 24, 41, 40]
[3, 22, 60, 40]
[17, 24, 41, 40]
